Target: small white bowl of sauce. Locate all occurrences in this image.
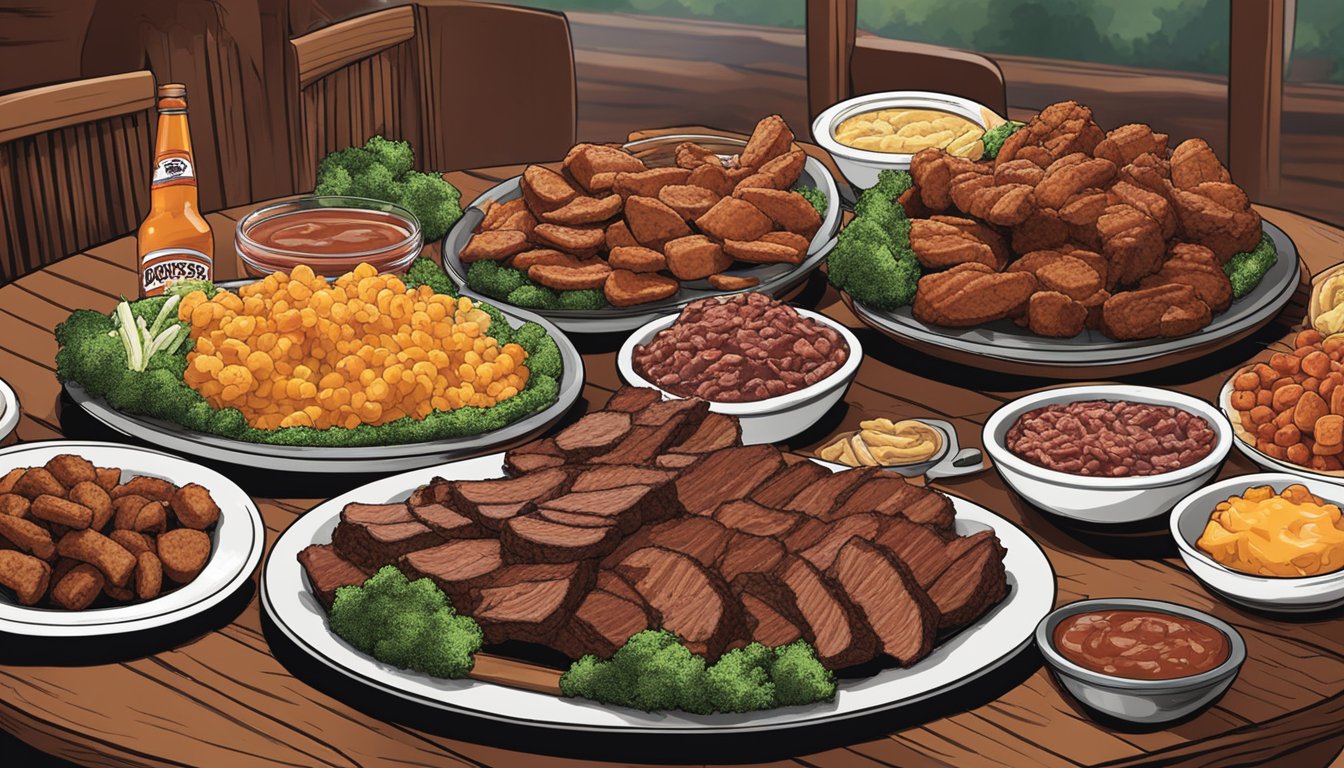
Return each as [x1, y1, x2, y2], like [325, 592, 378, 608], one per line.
[236, 196, 423, 277]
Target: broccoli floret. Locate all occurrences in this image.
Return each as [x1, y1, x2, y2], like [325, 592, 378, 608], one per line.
[133, 368, 203, 421]
[402, 257, 458, 297]
[705, 643, 775, 712]
[828, 237, 920, 310]
[981, 121, 1025, 160]
[505, 283, 559, 310]
[314, 165, 353, 197]
[870, 169, 913, 201]
[364, 135, 414, 179]
[55, 311, 129, 397]
[207, 407, 248, 438]
[560, 630, 710, 713]
[853, 190, 908, 239]
[466, 261, 527, 300]
[1224, 233, 1278, 299]
[556, 288, 606, 311]
[794, 186, 828, 217]
[770, 641, 836, 706]
[398, 171, 462, 241]
[514, 321, 562, 379]
[105, 371, 147, 412]
[348, 163, 404, 203]
[164, 279, 217, 299]
[318, 146, 378, 181]
[329, 566, 482, 679]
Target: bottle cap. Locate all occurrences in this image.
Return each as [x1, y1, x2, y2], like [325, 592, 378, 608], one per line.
[157, 84, 187, 98]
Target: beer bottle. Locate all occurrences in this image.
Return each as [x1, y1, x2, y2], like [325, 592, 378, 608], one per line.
[138, 83, 213, 297]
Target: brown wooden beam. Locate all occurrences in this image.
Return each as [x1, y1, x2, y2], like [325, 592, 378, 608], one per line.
[1228, 0, 1285, 200]
[0, 71, 154, 144]
[805, 0, 856, 133]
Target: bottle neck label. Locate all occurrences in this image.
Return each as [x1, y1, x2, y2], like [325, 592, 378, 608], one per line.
[141, 247, 212, 296]
[152, 151, 196, 189]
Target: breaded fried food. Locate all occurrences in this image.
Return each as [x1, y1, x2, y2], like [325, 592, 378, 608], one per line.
[1012, 207, 1071, 254]
[521, 165, 578, 213]
[664, 235, 733, 279]
[754, 149, 807, 190]
[1007, 251, 1104, 300]
[0, 550, 51, 605]
[995, 159, 1046, 187]
[68, 481, 113, 530]
[913, 263, 1038, 326]
[734, 187, 822, 236]
[111, 476, 175, 503]
[0, 469, 22, 494]
[675, 142, 722, 170]
[169, 483, 220, 530]
[565, 144, 646, 192]
[45, 455, 95, 488]
[32, 495, 93, 529]
[929, 215, 1011, 267]
[695, 197, 773, 242]
[1101, 283, 1211, 340]
[956, 180, 1036, 226]
[116, 499, 168, 534]
[1025, 291, 1088, 337]
[1166, 183, 1263, 262]
[510, 248, 584, 273]
[604, 269, 680, 307]
[909, 218, 1003, 270]
[613, 167, 690, 199]
[52, 563, 104, 609]
[625, 196, 693, 246]
[0, 493, 31, 518]
[1118, 152, 1172, 194]
[0, 513, 55, 559]
[1097, 203, 1166, 285]
[1034, 153, 1117, 210]
[108, 530, 155, 556]
[730, 172, 776, 193]
[1059, 188, 1110, 227]
[93, 468, 121, 492]
[605, 220, 638, 249]
[12, 468, 64, 500]
[57, 529, 136, 587]
[740, 114, 795, 168]
[157, 529, 211, 583]
[540, 193, 623, 225]
[529, 262, 613, 291]
[995, 100, 1105, 167]
[1093, 123, 1169, 168]
[459, 230, 530, 263]
[686, 164, 734, 197]
[707, 274, 761, 290]
[760, 231, 812, 261]
[1140, 243, 1232, 312]
[723, 239, 802, 265]
[479, 198, 527, 231]
[104, 581, 134, 601]
[608, 245, 666, 273]
[136, 551, 163, 600]
[532, 223, 606, 253]
[658, 184, 721, 220]
[1170, 138, 1231, 190]
[1109, 180, 1177, 239]
[911, 149, 988, 210]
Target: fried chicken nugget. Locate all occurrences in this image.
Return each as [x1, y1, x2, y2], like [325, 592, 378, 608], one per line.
[32, 495, 93, 529]
[1100, 283, 1211, 340]
[110, 476, 175, 503]
[608, 246, 666, 274]
[909, 218, 1000, 270]
[664, 235, 733, 279]
[0, 469, 22, 494]
[157, 529, 211, 583]
[108, 530, 155, 556]
[45, 455, 95, 488]
[1093, 123, 1169, 168]
[686, 164, 734, 197]
[532, 224, 606, 254]
[625, 196, 693, 246]
[93, 468, 121, 492]
[733, 187, 822, 236]
[510, 249, 584, 273]
[605, 220, 638, 249]
[104, 581, 134, 602]
[913, 263, 1038, 327]
[521, 165, 578, 213]
[479, 198, 527, 231]
[1034, 153, 1117, 210]
[723, 239, 802, 265]
[0, 550, 51, 605]
[169, 483, 220, 530]
[565, 144, 646, 192]
[68, 481, 113, 530]
[1139, 243, 1232, 313]
[52, 563, 104, 610]
[57, 529, 136, 587]
[731, 172, 776, 194]
[459, 230, 530, 263]
[1026, 291, 1087, 337]
[613, 167, 690, 199]
[12, 468, 64, 500]
[695, 197, 773, 242]
[675, 142, 722, 170]
[707, 274, 761, 291]
[116, 499, 168, 534]
[1170, 138, 1230, 191]
[604, 269, 680, 307]
[760, 231, 811, 261]
[540, 194, 623, 225]
[136, 551, 163, 600]
[0, 513, 55, 560]
[658, 184, 721, 220]
[740, 114, 795, 168]
[529, 262, 613, 291]
[1109, 180, 1177, 239]
[754, 149, 806, 190]
[1012, 207, 1070, 254]
[0, 493, 30, 518]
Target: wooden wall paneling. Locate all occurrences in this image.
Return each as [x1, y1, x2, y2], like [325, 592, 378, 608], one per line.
[0, 72, 154, 144]
[805, 0, 856, 132]
[1229, 0, 1286, 200]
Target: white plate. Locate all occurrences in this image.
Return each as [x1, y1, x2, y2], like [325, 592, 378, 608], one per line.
[1219, 377, 1344, 486]
[0, 377, 19, 442]
[261, 453, 1055, 735]
[0, 441, 264, 637]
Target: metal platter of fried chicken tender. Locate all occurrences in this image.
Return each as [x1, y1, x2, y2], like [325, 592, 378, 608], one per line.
[441, 116, 842, 333]
[844, 100, 1300, 378]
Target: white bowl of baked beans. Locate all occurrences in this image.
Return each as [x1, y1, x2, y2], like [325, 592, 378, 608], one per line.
[983, 385, 1232, 524]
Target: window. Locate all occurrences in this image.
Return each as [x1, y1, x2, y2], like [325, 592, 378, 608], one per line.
[1274, 0, 1344, 224]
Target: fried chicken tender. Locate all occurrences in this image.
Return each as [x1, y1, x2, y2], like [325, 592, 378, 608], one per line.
[995, 159, 1046, 187]
[1140, 243, 1233, 312]
[913, 263, 1038, 326]
[695, 197, 773, 242]
[1170, 138, 1231, 190]
[752, 149, 807, 190]
[664, 235, 733, 278]
[1108, 180, 1177, 239]
[1167, 184, 1263, 262]
[995, 101, 1106, 168]
[613, 167, 691, 199]
[511, 249, 585, 273]
[529, 262, 613, 290]
[1097, 204, 1166, 285]
[521, 165, 578, 213]
[1025, 291, 1088, 337]
[1012, 207, 1070, 254]
[911, 149, 988, 211]
[608, 245, 666, 273]
[1007, 251, 1104, 301]
[540, 193, 623, 225]
[1100, 283, 1212, 340]
[686, 163, 734, 197]
[759, 231, 811, 261]
[1034, 153, 1117, 210]
[929, 215, 1011, 266]
[658, 184, 721, 220]
[604, 269, 680, 307]
[1118, 152, 1172, 194]
[0, 550, 51, 605]
[675, 142, 722, 170]
[733, 187, 822, 236]
[605, 220, 638, 249]
[723, 239, 803, 265]
[707, 274, 761, 290]
[625, 195, 693, 247]
[910, 218, 1004, 270]
[564, 144, 646, 192]
[532, 224, 606, 254]
[1093, 124, 1169, 168]
[479, 199, 527, 231]
[739, 114, 795, 168]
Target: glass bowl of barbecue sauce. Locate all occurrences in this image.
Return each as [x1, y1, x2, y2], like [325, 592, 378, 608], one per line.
[1036, 598, 1245, 725]
[236, 196, 422, 277]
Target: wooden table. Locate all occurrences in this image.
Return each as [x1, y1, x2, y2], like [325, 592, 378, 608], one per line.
[3, 129, 1344, 768]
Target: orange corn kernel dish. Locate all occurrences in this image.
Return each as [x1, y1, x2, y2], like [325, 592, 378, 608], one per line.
[178, 263, 530, 430]
[1197, 484, 1344, 577]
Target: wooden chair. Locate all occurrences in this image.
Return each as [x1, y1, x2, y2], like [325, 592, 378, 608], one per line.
[287, 1, 576, 189]
[0, 71, 155, 285]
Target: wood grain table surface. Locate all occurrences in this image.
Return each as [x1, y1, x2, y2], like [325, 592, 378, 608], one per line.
[1, 128, 1343, 768]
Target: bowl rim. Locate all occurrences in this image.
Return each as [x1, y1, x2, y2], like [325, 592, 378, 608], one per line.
[982, 384, 1232, 490]
[1169, 471, 1344, 583]
[617, 301, 863, 415]
[235, 194, 423, 261]
[811, 90, 1001, 164]
[1035, 597, 1247, 692]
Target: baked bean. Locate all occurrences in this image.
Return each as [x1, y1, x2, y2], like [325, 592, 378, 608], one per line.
[1006, 400, 1216, 478]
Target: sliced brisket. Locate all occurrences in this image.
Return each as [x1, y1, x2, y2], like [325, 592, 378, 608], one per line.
[408, 502, 487, 540]
[503, 438, 566, 475]
[568, 465, 678, 492]
[927, 535, 1008, 631]
[552, 586, 654, 660]
[789, 513, 883, 570]
[675, 445, 785, 515]
[712, 499, 804, 538]
[782, 467, 883, 517]
[749, 462, 831, 508]
[668, 412, 741, 454]
[829, 539, 939, 666]
[331, 518, 444, 571]
[340, 502, 414, 526]
[448, 468, 572, 529]
[610, 545, 744, 658]
[827, 476, 956, 532]
[604, 385, 664, 412]
[472, 561, 596, 644]
[740, 591, 805, 648]
[553, 411, 634, 459]
[298, 544, 369, 608]
[398, 538, 504, 610]
[500, 514, 622, 563]
[541, 483, 679, 533]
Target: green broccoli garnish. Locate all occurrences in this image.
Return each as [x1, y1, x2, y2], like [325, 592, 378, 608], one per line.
[315, 138, 463, 241]
[853, 189, 907, 238]
[329, 566, 482, 679]
[347, 162, 403, 203]
[1224, 233, 1278, 299]
[364, 135, 414, 178]
[559, 631, 836, 714]
[207, 407, 248, 438]
[466, 260, 528, 300]
[981, 121, 1025, 160]
[506, 283, 559, 310]
[870, 168, 913, 201]
[55, 310, 126, 397]
[402, 257, 458, 297]
[794, 186, 828, 217]
[318, 146, 378, 180]
[556, 288, 607, 311]
[827, 172, 921, 309]
[164, 279, 217, 300]
[515, 321, 562, 379]
[399, 170, 463, 241]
